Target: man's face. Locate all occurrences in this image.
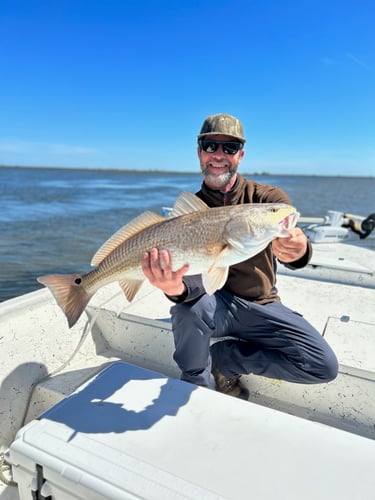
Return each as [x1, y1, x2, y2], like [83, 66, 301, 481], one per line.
[198, 134, 245, 189]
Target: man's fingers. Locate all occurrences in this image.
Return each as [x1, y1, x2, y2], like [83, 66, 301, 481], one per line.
[142, 248, 189, 280]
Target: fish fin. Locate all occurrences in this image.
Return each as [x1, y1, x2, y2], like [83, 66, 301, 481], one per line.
[202, 267, 229, 295]
[207, 245, 230, 272]
[169, 191, 209, 218]
[91, 211, 165, 266]
[119, 279, 144, 302]
[227, 238, 250, 256]
[37, 274, 92, 328]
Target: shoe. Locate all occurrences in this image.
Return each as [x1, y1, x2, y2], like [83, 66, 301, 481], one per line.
[211, 359, 249, 400]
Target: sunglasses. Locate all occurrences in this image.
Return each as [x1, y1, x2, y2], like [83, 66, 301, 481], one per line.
[199, 139, 243, 155]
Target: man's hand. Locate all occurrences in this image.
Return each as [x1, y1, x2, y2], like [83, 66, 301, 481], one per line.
[141, 248, 189, 296]
[272, 227, 308, 263]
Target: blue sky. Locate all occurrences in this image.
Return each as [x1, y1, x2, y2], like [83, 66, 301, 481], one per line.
[1, 0, 374, 176]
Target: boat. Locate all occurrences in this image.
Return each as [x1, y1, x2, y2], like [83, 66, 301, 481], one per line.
[0, 209, 374, 499]
[278, 210, 375, 288]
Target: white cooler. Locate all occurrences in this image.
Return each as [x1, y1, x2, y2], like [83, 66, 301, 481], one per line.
[6, 361, 375, 499]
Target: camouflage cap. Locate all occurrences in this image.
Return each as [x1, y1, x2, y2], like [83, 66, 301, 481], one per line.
[197, 113, 246, 143]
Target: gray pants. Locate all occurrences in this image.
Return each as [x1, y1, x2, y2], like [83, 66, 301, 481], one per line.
[171, 289, 338, 387]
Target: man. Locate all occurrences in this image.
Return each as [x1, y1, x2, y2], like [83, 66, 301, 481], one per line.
[142, 113, 338, 399]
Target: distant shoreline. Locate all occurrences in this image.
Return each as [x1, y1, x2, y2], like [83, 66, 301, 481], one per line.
[0, 164, 373, 179]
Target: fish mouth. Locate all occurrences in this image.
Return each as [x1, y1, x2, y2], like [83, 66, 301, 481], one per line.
[280, 211, 300, 233]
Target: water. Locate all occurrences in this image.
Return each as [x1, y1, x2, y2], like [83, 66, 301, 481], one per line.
[1, 166, 374, 302]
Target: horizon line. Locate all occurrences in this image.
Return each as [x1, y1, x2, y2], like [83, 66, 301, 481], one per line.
[0, 164, 373, 179]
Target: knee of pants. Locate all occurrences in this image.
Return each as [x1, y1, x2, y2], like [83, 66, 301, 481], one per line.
[321, 350, 339, 382]
[171, 295, 216, 337]
[305, 347, 339, 383]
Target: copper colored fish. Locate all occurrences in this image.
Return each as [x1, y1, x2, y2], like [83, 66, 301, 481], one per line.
[38, 191, 298, 327]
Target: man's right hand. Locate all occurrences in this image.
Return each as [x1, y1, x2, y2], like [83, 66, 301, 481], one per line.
[141, 248, 189, 297]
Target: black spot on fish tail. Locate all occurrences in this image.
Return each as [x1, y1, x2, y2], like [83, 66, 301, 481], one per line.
[37, 274, 93, 328]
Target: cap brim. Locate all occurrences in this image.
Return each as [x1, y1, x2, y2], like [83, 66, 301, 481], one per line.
[197, 132, 246, 143]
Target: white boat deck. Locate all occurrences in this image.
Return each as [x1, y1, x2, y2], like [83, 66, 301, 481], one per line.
[1, 240, 375, 499]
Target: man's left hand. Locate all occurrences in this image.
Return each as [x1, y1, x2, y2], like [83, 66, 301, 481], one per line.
[272, 227, 308, 263]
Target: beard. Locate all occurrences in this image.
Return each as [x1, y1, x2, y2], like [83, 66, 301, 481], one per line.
[200, 162, 237, 189]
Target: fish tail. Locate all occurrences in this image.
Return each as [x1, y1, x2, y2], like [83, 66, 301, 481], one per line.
[37, 274, 93, 328]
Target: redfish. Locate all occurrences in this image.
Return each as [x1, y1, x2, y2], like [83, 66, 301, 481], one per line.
[38, 191, 298, 327]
